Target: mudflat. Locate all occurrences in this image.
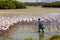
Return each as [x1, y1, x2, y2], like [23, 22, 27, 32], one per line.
[0, 6, 60, 14]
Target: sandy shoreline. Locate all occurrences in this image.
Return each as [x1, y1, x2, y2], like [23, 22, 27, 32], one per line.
[0, 7, 60, 14]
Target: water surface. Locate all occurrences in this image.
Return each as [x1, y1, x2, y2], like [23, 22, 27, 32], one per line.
[0, 12, 60, 40]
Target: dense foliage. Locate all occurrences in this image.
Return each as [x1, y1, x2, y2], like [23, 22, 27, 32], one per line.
[25, 1, 60, 8]
[25, 2, 42, 6]
[42, 2, 60, 8]
[0, 0, 26, 9]
[0, 0, 60, 9]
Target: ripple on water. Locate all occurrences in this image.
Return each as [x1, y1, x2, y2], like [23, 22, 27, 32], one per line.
[0, 12, 60, 40]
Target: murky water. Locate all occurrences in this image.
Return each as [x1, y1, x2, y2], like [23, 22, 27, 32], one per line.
[0, 12, 60, 40]
[10, 24, 60, 40]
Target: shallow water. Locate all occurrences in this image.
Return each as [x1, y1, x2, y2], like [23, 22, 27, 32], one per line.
[0, 12, 60, 40]
[10, 24, 60, 40]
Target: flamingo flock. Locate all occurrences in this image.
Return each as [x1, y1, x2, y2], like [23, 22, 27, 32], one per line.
[0, 14, 60, 31]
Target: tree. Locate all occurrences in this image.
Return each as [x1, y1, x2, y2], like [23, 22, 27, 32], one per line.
[0, 0, 26, 9]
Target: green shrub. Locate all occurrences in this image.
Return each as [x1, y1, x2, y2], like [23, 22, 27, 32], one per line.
[25, 2, 42, 6]
[0, 0, 26, 9]
[14, 1, 26, 9]
[42, 2, 60, 8]
[46, 35, 60, 40]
